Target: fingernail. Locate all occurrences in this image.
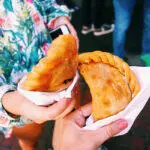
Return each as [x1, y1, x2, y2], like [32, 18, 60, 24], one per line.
[117, 119, 128, 130]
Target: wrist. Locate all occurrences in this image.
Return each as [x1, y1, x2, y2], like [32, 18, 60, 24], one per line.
[2, 91, 45, 123]
[2, 91, 25, 116]
[2, 94, 20, 118]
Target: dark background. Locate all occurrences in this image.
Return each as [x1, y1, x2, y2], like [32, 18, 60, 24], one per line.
[71, 0, 145, 66]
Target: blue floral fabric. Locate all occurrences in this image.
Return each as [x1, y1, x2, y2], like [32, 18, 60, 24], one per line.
[0, 0, 69, 136]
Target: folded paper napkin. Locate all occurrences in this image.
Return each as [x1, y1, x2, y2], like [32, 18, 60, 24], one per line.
[84, 67, 150, 136]
[18, 72, 79, 106]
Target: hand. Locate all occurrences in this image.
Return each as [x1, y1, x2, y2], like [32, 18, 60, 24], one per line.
[53, 103, 128, 150]
[52, 16, 79, 49]
[2, 91, 76, 123]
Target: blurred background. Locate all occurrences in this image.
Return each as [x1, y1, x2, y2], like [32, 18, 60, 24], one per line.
[71, 0, 146, 66]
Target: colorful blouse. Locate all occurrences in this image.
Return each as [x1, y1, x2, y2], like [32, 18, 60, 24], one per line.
[0, 0, 69, 136]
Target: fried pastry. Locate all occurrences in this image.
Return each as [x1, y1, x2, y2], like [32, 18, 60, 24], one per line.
[23, 34, 78, 92]
[78, 51, 140, 121]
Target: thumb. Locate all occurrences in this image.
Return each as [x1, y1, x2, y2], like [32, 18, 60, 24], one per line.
[90, 119, 128, 146]
[46, 98, 72, 120]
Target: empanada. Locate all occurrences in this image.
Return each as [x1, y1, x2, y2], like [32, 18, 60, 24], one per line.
[23, 34, 78, 92]
[78, 51, 140, 121]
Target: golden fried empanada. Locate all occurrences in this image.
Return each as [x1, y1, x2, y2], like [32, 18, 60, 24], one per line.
[78, 51, 140, 121]
[23, 34, 78, 92]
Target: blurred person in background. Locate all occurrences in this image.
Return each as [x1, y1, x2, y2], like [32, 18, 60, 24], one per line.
[113, 0, 150, 66]
[81, 0, 114, 36]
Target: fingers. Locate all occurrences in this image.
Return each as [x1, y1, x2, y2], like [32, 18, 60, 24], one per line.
[101, 119, 128, 140]
[53, 16, 79, 50]
[90, 119, 128, 146]
[69, 102, 92, 119]
[46, 98, 72, 120]
[79, 102, 92, 117]
[68, 103, 92, 127]
[55, 97, 76, 119]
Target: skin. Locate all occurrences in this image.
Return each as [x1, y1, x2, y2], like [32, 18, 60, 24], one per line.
[2, 91, 74, 123]
[53, 103, 128, 150]
[2, 88, 76, 150]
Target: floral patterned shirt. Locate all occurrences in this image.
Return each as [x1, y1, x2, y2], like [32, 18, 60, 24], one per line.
[0, 0, 69, 136]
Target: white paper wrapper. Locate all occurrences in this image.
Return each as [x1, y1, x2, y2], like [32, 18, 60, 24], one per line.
[84, 67, 150, 136]
[17, 72, 79, 106]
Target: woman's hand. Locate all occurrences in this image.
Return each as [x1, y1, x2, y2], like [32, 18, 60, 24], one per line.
[51, 16, 79, 49]
[2, 91, 75, 123]
[53, 103, 128, 150]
